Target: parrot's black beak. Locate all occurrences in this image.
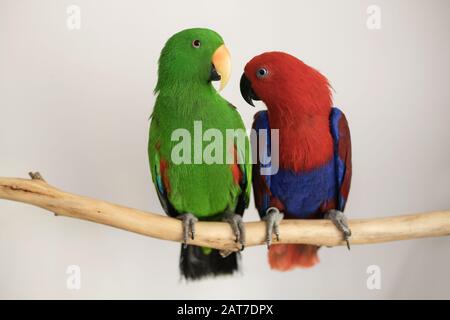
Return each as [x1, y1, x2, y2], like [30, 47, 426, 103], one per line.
[240, 73, 259, 107]
[209, 64, 221, 82]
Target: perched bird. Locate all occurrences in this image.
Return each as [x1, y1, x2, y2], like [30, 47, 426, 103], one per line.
[240, 52, 352, 270]
[148, 28, 251, 280]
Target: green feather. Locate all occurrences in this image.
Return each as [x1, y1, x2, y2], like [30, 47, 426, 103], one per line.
[201, 247, 213, 255]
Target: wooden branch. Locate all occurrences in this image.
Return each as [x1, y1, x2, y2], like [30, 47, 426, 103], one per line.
[0, 173, 449, 251]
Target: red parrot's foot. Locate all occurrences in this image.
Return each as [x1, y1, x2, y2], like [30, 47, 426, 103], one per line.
[177, 213, 198, 249]
[263, 207, 284, 249]
[325, 209, 352, 250]
[222, 213, 245, 252]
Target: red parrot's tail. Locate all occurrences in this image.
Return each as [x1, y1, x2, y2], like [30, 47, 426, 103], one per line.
[268, 244, 320, 271]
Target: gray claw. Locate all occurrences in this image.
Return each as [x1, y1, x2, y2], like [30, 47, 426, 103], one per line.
[325, 209, 352, 250]
[263, 207, 284, 249]
[177, 213, 198, 248]
[223, 213, 246, 250]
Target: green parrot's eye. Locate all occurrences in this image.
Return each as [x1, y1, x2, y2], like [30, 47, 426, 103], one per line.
[256, 68, 269, 79]
[192, 39, 201, 48]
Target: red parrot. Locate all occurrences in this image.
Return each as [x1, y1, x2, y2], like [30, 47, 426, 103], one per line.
[240, 52, 352, 270]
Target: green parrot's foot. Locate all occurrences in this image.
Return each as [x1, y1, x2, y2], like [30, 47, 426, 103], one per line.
[222, 213, 245, 251]
[263, 207, 284, 249]
[324, 209, 352, 250]
[177, 213, 198, 249]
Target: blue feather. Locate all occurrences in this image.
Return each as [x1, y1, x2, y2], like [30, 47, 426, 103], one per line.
[330, 107, 347, 210]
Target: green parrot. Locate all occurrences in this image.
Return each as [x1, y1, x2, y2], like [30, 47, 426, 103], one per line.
[148, 28, 251, 280]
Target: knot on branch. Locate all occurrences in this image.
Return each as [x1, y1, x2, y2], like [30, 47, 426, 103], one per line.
[28, 172, 45, 181]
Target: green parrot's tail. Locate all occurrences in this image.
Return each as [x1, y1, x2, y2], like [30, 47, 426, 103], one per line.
[180, 245, 240, 280]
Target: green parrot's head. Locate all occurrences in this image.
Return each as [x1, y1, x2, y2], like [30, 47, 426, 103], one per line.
[155, 28, 231, 93]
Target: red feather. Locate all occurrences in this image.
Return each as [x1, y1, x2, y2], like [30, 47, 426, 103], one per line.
[268, 244, 319, 270]
[159, 159, 171, 194]
[230, 145, 242, 185]
[245, 52, 334, 171]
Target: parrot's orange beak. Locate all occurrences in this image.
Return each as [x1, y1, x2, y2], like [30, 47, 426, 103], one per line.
[211, 44, 231, 91]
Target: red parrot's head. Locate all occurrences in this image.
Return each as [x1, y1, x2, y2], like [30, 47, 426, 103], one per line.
[240, 51, 332, 116]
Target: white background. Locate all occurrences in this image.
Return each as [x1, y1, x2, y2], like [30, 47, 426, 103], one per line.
[1, 0, 450, 299]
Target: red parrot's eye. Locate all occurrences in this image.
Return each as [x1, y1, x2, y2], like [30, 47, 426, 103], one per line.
[256, 67, 269, 79]
[192, 40, 201, 48]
